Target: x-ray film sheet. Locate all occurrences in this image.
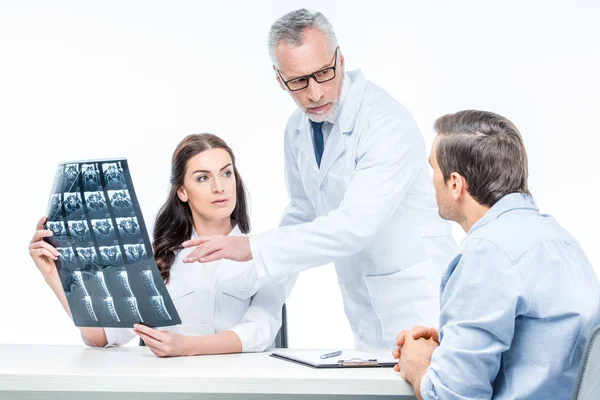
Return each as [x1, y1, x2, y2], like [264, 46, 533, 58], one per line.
[44, 159, 181, 328]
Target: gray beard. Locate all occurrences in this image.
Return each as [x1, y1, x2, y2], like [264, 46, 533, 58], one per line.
[305, 99, 339, 123]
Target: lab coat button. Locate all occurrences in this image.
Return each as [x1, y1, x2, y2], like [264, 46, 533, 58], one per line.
[202, 324, 210, 330]
[204, 289, 211, 295]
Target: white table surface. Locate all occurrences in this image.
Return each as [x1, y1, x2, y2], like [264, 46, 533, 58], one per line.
[0, 344, 416, 399]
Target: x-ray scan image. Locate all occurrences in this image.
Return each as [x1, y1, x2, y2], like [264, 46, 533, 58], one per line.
[101, 297, 121, 323]
[63, 192, 84, 220]
[81, 163, 102, 192]
[92, 271, 111, 299]
[46, 159, 180, 328]
[56, 247, 77, 270]
[81, 295, 99, 322]
[70, 270, 90, 296]
[56, 250, 84, 295]
[116, 270, 135, 297]
[141, 269, 160, 296]
[63, 163, 80, 192]
[109, 190, 131, 209]
[116, 217, 140, 239]
[99, 245, 124, 267]
[47, 194, 62, 220]
[124, 243, 148, 263]
[123, 296, 144, 323]
[46, 220, 74, 247]
[150, 296, 173, 321]
[68, 220, 92, 245]
[102, 162, 126, 190]
[76, 246, 100, 270]
[91, 218, 117, 244]
[84, 191, 109, 219]
[108, 190, 133, 217]
[51, 165, 64, 194]
[47, 220, 66, 238]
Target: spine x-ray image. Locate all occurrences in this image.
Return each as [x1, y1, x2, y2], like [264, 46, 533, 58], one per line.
[44, 158, 181, 328]
[117, 270, 134, 297]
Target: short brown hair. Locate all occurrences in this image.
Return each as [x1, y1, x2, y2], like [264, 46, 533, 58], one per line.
[434, 110, 530, 207]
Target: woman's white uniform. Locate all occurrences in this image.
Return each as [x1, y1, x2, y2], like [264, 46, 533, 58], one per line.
[95, 225, 287, 352]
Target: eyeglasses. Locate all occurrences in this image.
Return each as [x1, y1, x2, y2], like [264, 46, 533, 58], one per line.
[277, 47, 339, 92]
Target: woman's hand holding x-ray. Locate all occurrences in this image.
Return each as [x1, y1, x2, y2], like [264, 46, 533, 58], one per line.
[29, 216, 60, 280]
[134, 324, 192, 357]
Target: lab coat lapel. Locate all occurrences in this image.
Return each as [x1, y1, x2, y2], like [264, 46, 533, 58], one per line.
[293, 71, 369, 184]
[294, 118, 320, 175]
[317, 124, 345, 184]
[317, 70, 367, 185]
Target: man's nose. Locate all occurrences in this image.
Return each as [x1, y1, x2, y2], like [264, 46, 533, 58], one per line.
[307, 77, 324, 103]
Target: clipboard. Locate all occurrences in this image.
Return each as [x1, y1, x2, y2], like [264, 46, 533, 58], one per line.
[270, 350, 397, 369]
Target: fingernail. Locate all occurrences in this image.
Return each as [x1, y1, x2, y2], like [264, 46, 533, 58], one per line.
[46, 230, 53, 236]
[181, 241, 188, 247]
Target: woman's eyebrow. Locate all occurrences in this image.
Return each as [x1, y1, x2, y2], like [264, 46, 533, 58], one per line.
[191, 163, 232, 175]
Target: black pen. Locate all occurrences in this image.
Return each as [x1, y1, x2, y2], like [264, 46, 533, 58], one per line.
[320, 350, 342, 359]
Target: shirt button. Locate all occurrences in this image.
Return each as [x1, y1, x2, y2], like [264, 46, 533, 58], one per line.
[241, 288, 246, 294]
[204, 289, 211, 295]
[202, 324, 210, 330]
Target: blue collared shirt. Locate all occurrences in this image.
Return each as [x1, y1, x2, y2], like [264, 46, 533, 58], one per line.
[421, 193, 600, 399]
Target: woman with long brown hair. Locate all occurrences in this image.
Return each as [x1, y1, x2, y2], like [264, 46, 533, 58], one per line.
[29, 134, 287, 357]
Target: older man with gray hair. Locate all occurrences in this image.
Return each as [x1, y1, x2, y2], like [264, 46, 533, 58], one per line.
[183, 8, 456, 349]
[394, 110, 600, 399]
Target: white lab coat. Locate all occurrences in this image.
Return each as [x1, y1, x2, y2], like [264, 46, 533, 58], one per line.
[250, 70, 457, 349]
[95, 225, 287, 352]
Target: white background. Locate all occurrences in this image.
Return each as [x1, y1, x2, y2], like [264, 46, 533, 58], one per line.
[1, 0, 599, 349]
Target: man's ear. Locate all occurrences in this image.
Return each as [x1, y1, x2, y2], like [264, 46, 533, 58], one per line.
[273, 65, 286, 91]
[449, 172, 466, 201]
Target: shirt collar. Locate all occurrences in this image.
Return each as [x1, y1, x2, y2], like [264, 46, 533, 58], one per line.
[191, 222, 243, 239]
[468, 192, 538, 236]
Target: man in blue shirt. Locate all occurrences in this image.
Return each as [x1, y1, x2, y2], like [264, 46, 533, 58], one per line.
[394, 110, 600, 399]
